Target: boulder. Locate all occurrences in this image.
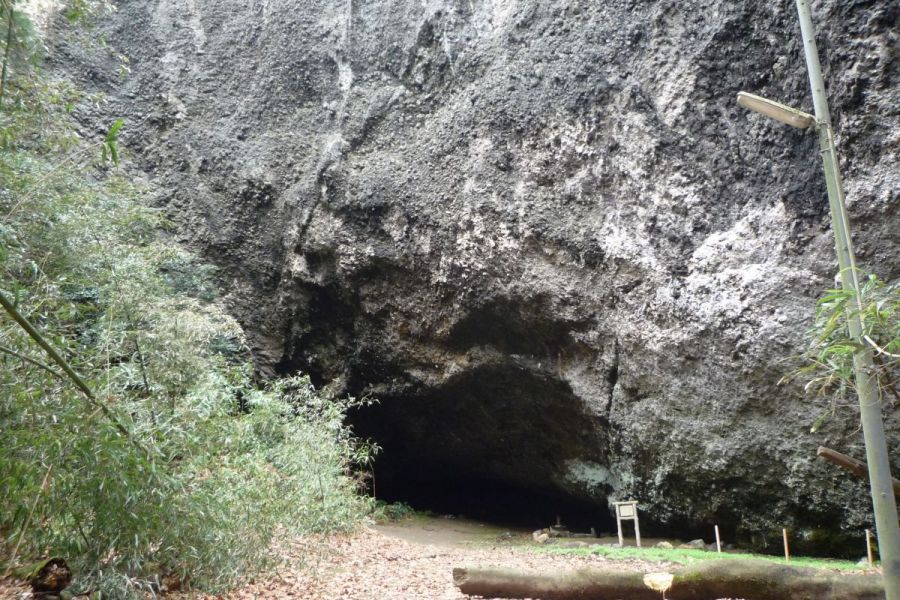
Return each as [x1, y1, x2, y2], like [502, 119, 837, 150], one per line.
[654, 541, 674, 550]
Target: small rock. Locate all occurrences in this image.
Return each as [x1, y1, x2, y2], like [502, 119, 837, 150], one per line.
[678, 539, 706, 550]
[534, 533, 551, 544]
[532, 528, 548, 541]
[654, 541, 674, 549]
[706, 543, 719, 552]
[857, 557, 872, 567]
[560, 541, 589, 549]
[549, 525, 570, 537]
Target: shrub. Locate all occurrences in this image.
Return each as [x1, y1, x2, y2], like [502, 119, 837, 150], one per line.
[0, 13, 372, 595]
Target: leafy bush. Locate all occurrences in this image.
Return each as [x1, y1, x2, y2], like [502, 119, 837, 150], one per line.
[787, 274, 899, 430]
[0, 10, 372, 596]
[371, 500, 417, 522]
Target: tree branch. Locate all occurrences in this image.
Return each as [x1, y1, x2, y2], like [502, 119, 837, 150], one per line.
[864, 334, 900, 359]
[817, 446, 900, 496]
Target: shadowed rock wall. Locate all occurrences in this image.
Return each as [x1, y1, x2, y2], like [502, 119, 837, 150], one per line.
[57, 0, 899, 552]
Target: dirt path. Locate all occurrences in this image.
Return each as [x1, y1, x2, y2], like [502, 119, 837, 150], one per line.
[0, 517, 740, 599]
[373, 516, 530, 549]
[220, 516, 681, 599]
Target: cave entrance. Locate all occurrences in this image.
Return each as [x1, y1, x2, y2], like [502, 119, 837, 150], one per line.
[367, 452, 615, 533]
[347, 362, 616, 534]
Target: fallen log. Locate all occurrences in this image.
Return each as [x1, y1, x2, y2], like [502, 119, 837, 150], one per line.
[452, 558, 883, 600]
[817, 445, 900, 496]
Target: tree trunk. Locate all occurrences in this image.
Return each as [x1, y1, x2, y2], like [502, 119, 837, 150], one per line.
[452, 558, 883, 600]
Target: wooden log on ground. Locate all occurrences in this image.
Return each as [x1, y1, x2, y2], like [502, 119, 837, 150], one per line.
[817, 446, 900, 496]
[452, 558, 884, 600]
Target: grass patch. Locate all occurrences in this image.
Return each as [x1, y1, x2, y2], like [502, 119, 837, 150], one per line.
[371, 501, 418, 522]
[539, 543, 866, 572]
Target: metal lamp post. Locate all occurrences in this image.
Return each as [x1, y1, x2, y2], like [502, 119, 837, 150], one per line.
[737, 1, 899, 597]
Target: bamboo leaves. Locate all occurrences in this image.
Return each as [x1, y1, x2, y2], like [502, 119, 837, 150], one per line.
[1, 63, 368, 599]
[0, 1, 42, 107]
[101, 118, 124, 166]
[786, 274, 900, 430]
[0, 4, 376, 593]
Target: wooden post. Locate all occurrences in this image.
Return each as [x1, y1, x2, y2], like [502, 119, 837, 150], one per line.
[867, 529, 874, 568]
[617, 513, 624, 547]
[715, 525, 722, 553]
[783, 528, 790, 562]
[634, 514, 641, 548]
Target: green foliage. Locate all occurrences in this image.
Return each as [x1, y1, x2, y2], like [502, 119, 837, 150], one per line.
[101, 117, 123, 166]
[371, 500, 417, 522]
[0, 0, 121, 126]
[0, 0, 45, 102]
[63, 0, 116, 26]
[0, 30, 372, 598]
[785, 274, 900, 430]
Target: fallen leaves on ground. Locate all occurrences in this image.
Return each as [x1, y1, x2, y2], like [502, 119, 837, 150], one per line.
[1, 527, 751, 599]
[213, 526, 678, 599]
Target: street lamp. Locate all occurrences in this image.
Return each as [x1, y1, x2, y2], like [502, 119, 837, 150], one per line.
[737, 1, 900, 597]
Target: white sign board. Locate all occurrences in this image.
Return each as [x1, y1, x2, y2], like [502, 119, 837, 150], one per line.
[612, 501, 641, 548]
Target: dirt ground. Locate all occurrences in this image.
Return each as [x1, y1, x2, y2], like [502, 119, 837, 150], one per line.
[0, 517, 737, 599]
[218, 516, 718, 600]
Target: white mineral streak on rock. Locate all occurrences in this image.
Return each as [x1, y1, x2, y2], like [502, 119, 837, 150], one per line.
[185, 0, 206, 53]
[564, 460, 616, 494]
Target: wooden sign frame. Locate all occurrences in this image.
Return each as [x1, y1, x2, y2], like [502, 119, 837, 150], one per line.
[613, 500, 641, 548]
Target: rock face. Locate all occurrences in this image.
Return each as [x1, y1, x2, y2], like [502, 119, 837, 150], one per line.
[56, 0, 899, 552]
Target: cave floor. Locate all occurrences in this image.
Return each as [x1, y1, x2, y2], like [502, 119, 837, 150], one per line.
[373, 514, 531, 549]
[373, 514, 672, 550]
[237, 524, 681, 599]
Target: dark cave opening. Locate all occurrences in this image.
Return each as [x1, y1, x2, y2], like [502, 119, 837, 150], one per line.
[345, 361, 617, 533]
[367, 453, 616, 533]
[343, 372, 862, 557]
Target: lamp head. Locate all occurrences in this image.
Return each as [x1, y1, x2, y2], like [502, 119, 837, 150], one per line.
[737, 92, 816, 129]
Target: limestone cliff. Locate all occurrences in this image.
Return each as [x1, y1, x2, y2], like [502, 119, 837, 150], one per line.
[56, 0, 899, 552]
